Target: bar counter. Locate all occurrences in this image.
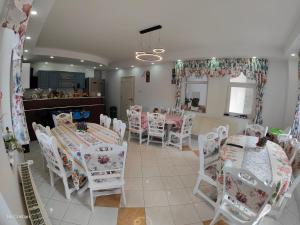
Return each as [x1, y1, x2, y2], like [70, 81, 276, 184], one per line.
[23, 97, 105, 140]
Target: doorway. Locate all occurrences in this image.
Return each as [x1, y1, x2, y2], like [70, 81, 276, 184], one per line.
[120, 76, 135, 121]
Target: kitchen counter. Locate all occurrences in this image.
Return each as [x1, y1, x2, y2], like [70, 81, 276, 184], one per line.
[24, 97, 105, 140]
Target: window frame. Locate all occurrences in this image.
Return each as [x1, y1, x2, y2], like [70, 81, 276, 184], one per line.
[225, 81, 256, 118]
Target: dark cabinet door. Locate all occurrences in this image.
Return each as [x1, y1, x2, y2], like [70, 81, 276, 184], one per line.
[37, 71, 49, 88]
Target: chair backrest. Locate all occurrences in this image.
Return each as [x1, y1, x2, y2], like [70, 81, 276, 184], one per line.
[100, 114, 111, 128]
[130, 105, 142, 112]
[147, 112, 166, 136]
[80, 142, 128, 187]
[180, 114, 193, 136]
[35, 130, 65, 174]
[113, 119, 126, 142]
[198, 132, 220, 174]
[53, 113, 73, 127]
[217, 125, 229, 146]
[160, 107, 170, 114]
[170, 107, 184, 116]
[245, 124, 268, 138]
[32, 122, 51, 136]
[281, 138, 300, 165]
[127, 109, 142, 131]
[222, 166, 273, 221]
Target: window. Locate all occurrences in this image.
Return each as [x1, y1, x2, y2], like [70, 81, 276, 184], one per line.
[183, 75, 208, 113]
[226, 73, 255, 117]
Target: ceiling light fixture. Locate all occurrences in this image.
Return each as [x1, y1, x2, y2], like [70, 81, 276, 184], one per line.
[93, 66, 96, 69]
[291, 53, 296, 57]
[23, 58, 27, 60]
[115, 67, 119, 70]
[45, 62, 48, 64]
[99, 64, 103, 67]
[131, 65, 134, 68]
[24, 49, 28, 53]
[70, 64, 74, 66]
[50, 56, 54, 59]
[80, 59, 84, 62]
[151, 62, 154, 65]
[26, 36, 31, 40]
[252, 56, 257, 59]
[30, 10, 37, 15]
[135, 25, 165, 62]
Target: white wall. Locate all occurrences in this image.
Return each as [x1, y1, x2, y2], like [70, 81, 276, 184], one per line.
[31, 62, 95, 78]
[107, 59, 289, 129]
[106, 62, 176, 113]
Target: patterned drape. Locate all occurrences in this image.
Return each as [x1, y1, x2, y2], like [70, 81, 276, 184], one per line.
[175, 58, 268, 124]
[1, 0, 33, 145]
[291, 57, 300, 139]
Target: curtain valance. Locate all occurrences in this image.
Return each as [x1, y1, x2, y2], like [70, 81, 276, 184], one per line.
[175, 57, 269, 125]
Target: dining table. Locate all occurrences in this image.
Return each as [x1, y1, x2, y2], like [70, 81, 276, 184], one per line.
[51, 122, 119, 190]
[218, 135, 292, 206]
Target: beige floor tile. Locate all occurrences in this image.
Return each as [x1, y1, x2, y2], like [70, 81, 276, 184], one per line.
[144, 190, 169, 207]
[166, 189, 192, 205]
[175, 165, 196, 176]
[88, 207, 118, 225]
[194, 201, 215, 221]
[179, 174, 198, 188]
[159, 165, 178, 176]
[125, 165, 143, 178]
[124, 190, 144, 207]
[124, 177, 143, 190]
[146, 206, 174, 225]
[170, 204, 200, 225]
[143, 177, 164, 190]
[62, 203, 92, 225]
[142, 165, 161, 177]
[162, 176, 184, 190]
[46, 199, 70, 221]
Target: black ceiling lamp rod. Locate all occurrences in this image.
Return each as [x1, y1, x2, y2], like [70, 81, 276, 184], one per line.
[139, 25, 162, 34]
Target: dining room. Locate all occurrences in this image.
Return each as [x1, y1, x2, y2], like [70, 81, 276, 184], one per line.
[1, 1, 300, 225]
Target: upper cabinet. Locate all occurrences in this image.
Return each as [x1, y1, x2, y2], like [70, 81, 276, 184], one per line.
[37, 71, 85, 89]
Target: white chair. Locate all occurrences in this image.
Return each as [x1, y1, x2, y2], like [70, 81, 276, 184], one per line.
[170, 107, 184, 116]
[32, 122, 52, 170]
[113, 119, 126, 143]
[215, 125, 229, 146]
[193, 132, 220, 207]
[130, 105, 142, 112]
[277, 127, 292, 144]
[281, 138, 300, 165]
[127, 109, 147, 144]
[35, 130, 75, 199]
[210, 166, 274, 225]
[167, 114, 193, 150]
[99, 114, 111, 128]
[245, 124, 268, 138]
[80, 142, 128, 211]
[147, 112, 166, 147]
[53, 112, 73, 127]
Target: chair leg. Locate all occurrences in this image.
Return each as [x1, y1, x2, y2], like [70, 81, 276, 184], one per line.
[139, 132, 142, 144]
[121, 186, 126, 206]
[188, 136, 192, 149]
[62, 176, 71, 200]
[128, 131, 131, 142]
[193, 173, 202, 195]
[49, 169, 54, 186]
[90, 189, 94, 211]
[179, 138, 183, 150]
[147, 135, 150, 145]
[209, 210, 220, 225]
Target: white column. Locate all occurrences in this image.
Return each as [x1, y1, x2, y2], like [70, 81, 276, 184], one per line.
[0, 28, 18, 132]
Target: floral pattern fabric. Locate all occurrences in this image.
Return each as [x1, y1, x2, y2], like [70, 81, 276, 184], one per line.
[291, 58, 300, 139]
[51, 123, 119, 189]
[175, 58, 268, 124]
[218, 135, 292, 206]
[1, 0, 33, 145]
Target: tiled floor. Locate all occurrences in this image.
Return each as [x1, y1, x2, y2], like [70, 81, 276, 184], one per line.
[25, 140, 300, 225]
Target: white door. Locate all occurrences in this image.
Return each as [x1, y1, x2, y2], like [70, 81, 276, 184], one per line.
[120, 76, 135, 121]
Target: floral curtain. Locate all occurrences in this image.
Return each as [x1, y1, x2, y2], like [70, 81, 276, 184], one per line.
[175, 58, 268, 124]
[1, 0, 33, 145]
[291, 58, 300, 139]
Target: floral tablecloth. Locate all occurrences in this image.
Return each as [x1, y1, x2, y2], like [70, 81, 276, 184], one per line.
[218, 135, 292, 206]
[51, 123, 119, 189]
[141, 112, 182, 129]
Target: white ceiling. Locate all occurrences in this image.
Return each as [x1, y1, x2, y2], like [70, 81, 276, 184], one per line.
[25, 0, 300, 66]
